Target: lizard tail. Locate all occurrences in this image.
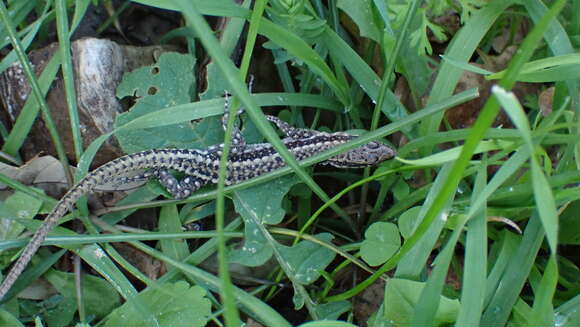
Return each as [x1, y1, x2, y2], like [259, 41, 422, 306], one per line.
[0, 197, 70, 301]
[0, 149, 188, 301]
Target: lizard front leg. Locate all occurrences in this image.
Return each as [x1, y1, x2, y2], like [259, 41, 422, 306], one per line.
[265, 115, 318, 139]
[221, 92, 246, 154]
[155, 169, 205, 199]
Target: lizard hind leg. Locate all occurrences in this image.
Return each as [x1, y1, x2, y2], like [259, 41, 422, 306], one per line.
[220, 75, 256, 153]
[156, 169, 203, 199]
[105, 170, 157, 190]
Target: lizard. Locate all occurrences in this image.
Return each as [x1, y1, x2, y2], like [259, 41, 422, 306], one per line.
[0, 104, 396, 301]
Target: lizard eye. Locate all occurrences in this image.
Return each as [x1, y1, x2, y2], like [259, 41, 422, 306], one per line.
[366, 142, 381, 149]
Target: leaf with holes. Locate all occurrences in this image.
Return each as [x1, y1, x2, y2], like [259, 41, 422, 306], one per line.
[115, 52, 207, 153]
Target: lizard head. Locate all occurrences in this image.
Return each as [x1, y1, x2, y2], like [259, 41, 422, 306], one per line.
[324, 140, 396, 168]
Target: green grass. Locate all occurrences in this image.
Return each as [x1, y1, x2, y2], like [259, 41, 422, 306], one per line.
[0, 0, 579, 326]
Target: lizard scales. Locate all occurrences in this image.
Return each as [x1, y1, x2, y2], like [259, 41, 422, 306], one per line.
[0, 115, 395, 300]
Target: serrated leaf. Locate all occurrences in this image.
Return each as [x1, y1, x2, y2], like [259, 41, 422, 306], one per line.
[101, 281, 211, 327]
[360, 222, 400, 266]
[266, 4, 326, 44]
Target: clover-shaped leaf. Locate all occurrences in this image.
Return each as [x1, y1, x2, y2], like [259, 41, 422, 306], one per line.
[360, 222, 400, 266]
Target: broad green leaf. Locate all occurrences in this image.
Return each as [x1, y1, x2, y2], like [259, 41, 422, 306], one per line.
[360, 222, 400, 266]
[277, 233, 335, 285]
[44, 270, 121, 321]
[158, 204, 189, 264]
[312, 301, 351, 321]
[554, 293, 580, 327]
[14, 272, 78, 327]
[77, 242, 160, 327]
[558, 199, 580, 245]
[228, 214, 273, 267]
[115, 52, 200, 153]
[230, 175, 298, 266]
[391, 177, 410, 202]
[383, 279, 459, 327]
[0, 191, 42, 241]
[397, 206, 422, 238]
[101, 281, 211, 327]
[337, 0, 381, 42]
[233, 175, 297, 225]
[299, 321, 357, 327]
[0, 309, 24, 327]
